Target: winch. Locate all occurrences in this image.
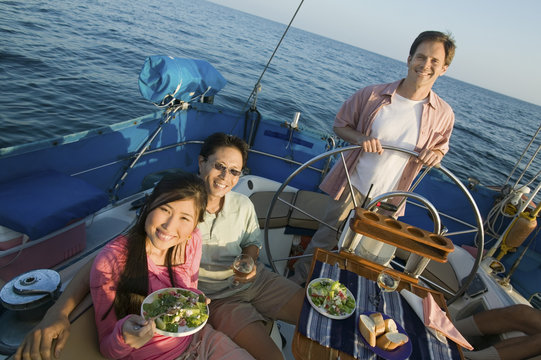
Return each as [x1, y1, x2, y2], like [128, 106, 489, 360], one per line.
[0, 269, 61, 354]
[1, 269, 61, 310]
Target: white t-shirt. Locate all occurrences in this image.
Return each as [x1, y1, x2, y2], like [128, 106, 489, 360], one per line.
[351, 93, 426, 197]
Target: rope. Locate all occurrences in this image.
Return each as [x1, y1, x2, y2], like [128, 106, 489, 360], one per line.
[0, 234, 29, 269]
[513, 141, 541, 189]
[242, 0, 305, 112]
[505, 122, 541, 186]
[110, 104, 184, 201]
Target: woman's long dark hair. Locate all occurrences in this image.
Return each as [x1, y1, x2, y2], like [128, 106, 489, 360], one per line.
[106, 172, 207, 320]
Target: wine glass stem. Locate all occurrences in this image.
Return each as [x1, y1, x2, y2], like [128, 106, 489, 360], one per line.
[370, 290, 381, 308]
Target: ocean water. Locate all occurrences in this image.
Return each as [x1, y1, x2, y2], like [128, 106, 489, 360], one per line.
[1, 0, 541, 188]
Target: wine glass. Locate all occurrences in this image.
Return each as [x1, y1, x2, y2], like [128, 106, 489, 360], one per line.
[229, 254, 255, 288]
[371, 268, 400, 307]
[377, 268, 401, 292]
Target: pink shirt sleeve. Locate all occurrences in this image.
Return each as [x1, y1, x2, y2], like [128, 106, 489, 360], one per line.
[90, 237, 135, 359]
[334, 90, 364, 130]
[333, 84, 387, 135]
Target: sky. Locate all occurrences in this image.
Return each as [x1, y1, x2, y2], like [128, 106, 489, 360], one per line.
[209, 0, 541, 107]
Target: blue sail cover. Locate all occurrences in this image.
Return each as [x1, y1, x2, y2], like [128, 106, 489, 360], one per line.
[138, 56, 227, 104]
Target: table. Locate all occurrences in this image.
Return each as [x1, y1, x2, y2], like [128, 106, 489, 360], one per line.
[292, 249, 465, 360]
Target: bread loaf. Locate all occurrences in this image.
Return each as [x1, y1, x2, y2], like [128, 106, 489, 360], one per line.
[359, 314, 376, 347]
[360, 313, 408, 351]
[376, 331, 409, 351]
[369, 312, 385, 336]
[384, 318, 398, 333]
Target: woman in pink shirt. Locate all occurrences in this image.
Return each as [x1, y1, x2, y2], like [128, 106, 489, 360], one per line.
[90, 173, 253, 360]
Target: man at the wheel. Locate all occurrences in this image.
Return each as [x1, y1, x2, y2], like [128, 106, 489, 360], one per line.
[291, 30, 456, 284]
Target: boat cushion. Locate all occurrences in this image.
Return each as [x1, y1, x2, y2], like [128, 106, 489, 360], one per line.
[250, 191, 295, 228]
[289, 190, 330, 230]
[0, 170, 109, 239]
[250, 190, 331, 230]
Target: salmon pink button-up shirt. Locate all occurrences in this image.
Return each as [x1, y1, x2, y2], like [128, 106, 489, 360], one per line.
[320, 80, 454, 214]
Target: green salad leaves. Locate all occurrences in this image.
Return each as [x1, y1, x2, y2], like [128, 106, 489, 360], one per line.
[142, 289, 208, 332]
[308, 279, 356, 316]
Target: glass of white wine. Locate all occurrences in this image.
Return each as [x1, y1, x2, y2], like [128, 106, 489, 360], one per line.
[229, 254, 255, 288]
[377, 268, 400, 292]
[371, 268, 400, 307]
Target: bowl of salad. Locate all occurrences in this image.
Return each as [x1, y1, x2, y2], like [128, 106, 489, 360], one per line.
[306, 278, 356, 320]
[141, 287, 209, 337]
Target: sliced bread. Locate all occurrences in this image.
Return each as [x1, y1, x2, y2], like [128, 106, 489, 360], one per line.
[359, 314, 377, 347]
[376, 331, 409, 351]
[384, 318, 398, 333]
[369, 312, 385, 336]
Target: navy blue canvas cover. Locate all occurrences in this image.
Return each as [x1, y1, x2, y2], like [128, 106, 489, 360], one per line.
[0, 171, 109, 239]
[138, 56, 227, 104]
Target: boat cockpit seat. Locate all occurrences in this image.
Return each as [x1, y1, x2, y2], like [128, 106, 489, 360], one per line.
[249, 190, 330, 231]
[250, 191, 296, 229]
[0, 170, 109, 280]
[288, 190, 330, 230]
[56, 296, 105, 359]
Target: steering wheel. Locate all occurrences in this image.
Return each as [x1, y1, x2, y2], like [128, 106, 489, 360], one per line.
[263, 145, 484, 305]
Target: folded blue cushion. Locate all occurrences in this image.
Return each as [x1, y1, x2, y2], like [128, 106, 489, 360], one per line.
[0, 170, 109, 239]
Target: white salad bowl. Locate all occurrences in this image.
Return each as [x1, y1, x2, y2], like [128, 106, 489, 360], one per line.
[306, 278, 356, 320]
[141, 287, 209, 337]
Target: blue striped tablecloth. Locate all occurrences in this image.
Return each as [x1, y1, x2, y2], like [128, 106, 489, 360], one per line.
[297, 261, 462, 359]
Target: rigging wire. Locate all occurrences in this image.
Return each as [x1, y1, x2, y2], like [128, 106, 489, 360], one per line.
[242, 0, 305, 112]
[520, 167, 541, 189]
[513, 141, 541, 190]
[480, 122, 541, 248]
[505, 122, 541, 187]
